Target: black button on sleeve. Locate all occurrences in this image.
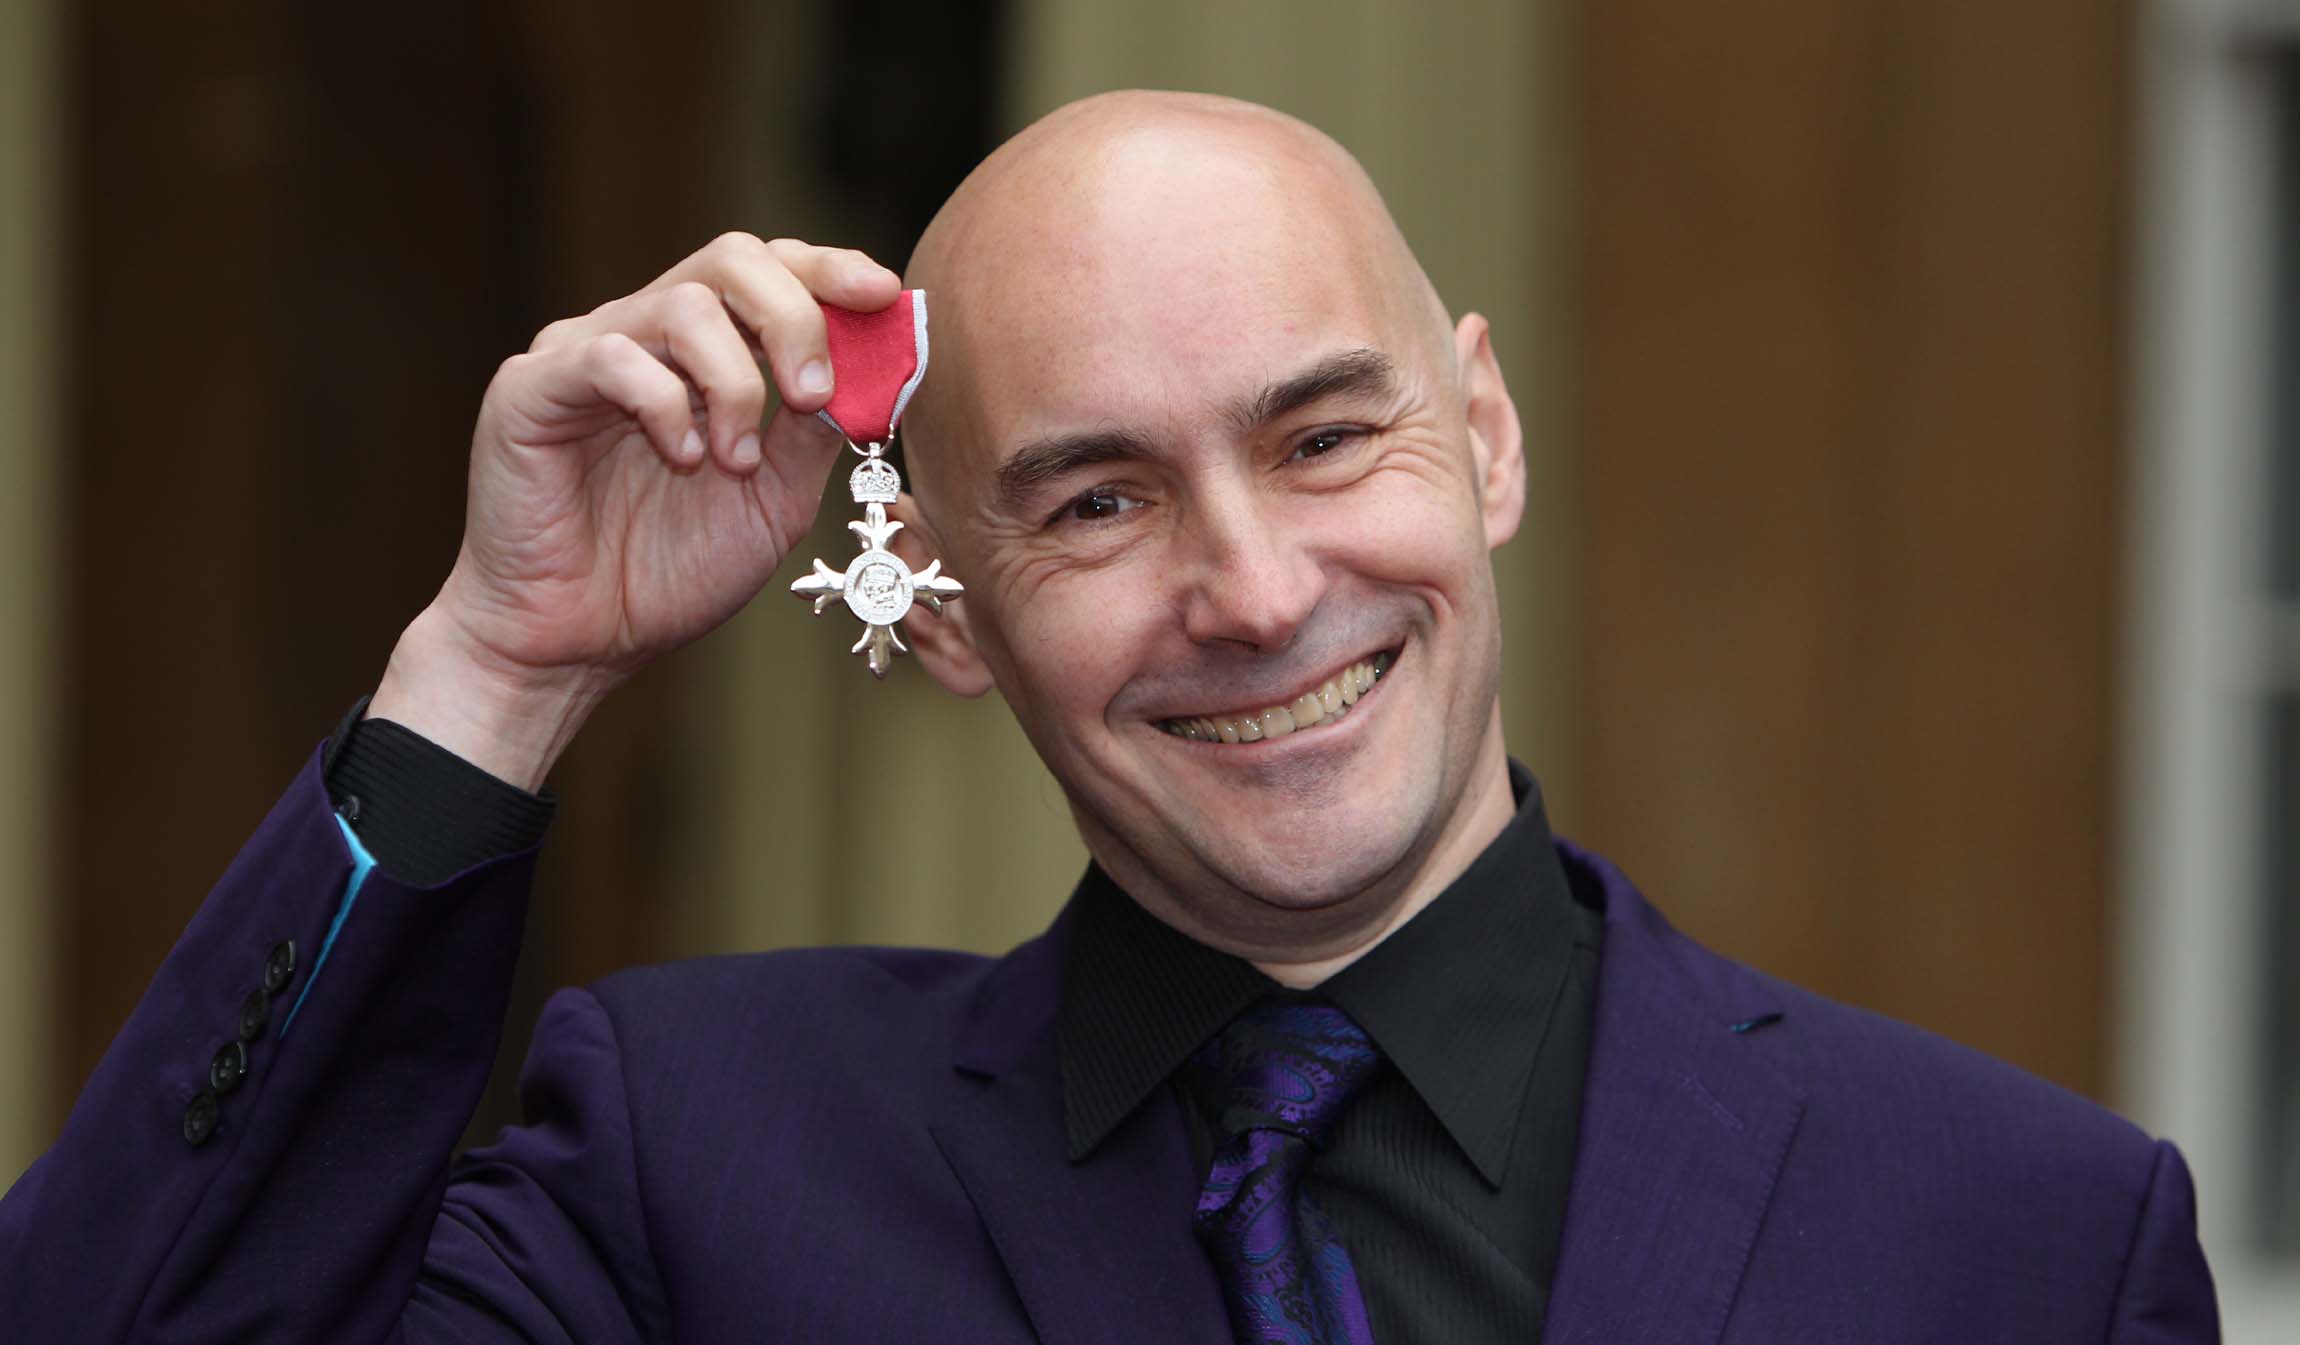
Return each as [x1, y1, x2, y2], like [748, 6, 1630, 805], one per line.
[182, 1091, 219, 1147]
[237, 986, 269, 1042]
[208, 1040, 248, 1095]
[322, 703, 556, 886]
[263, 939, 296, 995]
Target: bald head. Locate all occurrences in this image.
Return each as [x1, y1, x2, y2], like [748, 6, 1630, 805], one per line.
[900, 91, 1454, 508]
[908, 91, 1429, 293]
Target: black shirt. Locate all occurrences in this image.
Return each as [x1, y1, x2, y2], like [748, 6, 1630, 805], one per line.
[1059, 763, 1603, 1343]
[324, 707, 1603, 1340]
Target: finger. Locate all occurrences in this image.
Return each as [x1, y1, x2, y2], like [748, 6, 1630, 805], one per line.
[572, 333, 704, 470]
[753, 404, 849, 544]
[541, 245, 831, 415]
[527, 287, 700, 360]
[713, 255, 839, 416]
[527, 313, 583, 356]
[528, 234, 905, 426]
[664, 232, 898, 310]
[654, 281, 769, 474]
[690, 235, 898, 414]
[762, 237, 902, 310]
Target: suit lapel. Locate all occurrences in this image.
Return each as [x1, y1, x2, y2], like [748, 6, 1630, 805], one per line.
[930, 841, 1804, 1344]
[929, 918, 1230, 1345]
[1541, 843, 1806, 1345]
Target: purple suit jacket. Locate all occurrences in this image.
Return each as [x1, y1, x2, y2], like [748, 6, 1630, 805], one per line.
[1, 747, 2218, 1342]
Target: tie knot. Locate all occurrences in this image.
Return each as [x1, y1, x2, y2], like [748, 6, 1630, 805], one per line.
[1193, 999, 1382, 1145]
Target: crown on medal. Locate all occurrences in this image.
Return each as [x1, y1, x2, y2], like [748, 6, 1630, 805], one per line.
[849, 454, 901, 504]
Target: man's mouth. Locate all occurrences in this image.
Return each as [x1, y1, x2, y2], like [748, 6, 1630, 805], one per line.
[1156, 649, 1397, 744]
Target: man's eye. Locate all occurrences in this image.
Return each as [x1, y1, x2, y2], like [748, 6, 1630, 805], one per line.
[1058, 489, 1142, 524]
[1293, 428, 1363, 462]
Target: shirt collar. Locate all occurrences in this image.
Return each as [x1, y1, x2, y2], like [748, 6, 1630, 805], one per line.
[1057, 761, 1588, 1186]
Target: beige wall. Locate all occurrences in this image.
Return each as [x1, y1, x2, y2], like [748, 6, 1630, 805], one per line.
[0, 0, 58, 1174]
[1561, 0, 2130, 1100]
[658, 0, 1090, 962]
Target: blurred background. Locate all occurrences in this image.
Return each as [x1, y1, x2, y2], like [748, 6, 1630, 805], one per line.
[0, 0, 2294, 1332]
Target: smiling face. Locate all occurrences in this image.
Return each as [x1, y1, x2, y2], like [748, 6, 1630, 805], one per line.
[901, 94, 1527, 975]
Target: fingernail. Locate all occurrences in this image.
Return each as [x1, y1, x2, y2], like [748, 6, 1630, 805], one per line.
[680, 429, 705, 463]
[733, 432, 761, 468]
[798, 360, 833, 396]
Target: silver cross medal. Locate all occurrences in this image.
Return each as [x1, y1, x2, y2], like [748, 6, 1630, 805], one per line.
[789, 444, 963, 677]
[788, 290, 961, 678]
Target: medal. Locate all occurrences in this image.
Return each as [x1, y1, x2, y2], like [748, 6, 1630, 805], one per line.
[789, 291, 962, 678]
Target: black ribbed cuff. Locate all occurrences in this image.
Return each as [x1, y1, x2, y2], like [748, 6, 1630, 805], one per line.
[321, 697, 556, 886]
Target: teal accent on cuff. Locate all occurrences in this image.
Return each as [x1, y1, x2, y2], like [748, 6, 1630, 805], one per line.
[281, 814, 378, 1038]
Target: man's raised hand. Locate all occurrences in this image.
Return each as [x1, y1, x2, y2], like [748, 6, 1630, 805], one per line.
[368, 234, 903, 790]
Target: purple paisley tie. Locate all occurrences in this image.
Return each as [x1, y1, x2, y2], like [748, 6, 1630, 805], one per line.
[1191, 999, 1383, 1345]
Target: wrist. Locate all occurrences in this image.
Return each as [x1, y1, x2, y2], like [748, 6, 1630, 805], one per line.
[366, 604, 615, 792]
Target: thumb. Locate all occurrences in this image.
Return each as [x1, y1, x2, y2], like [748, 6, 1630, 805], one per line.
[751, 405, 848, 543]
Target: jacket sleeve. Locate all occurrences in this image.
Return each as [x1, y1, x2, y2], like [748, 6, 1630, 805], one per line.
[0, 744, 661, 1344]
[2108, 1140, 2222, 1344]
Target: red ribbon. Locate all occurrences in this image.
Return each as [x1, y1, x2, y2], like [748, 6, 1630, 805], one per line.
[816, 290, 928, 447]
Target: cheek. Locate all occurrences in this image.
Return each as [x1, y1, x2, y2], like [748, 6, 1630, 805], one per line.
[976, 561, 1161, 731]
[1317, 461, 1491, 599]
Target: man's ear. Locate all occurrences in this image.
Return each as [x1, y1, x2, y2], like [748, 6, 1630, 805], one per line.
[887, 493, 996, 698]
[1455, 312, 1526, 550]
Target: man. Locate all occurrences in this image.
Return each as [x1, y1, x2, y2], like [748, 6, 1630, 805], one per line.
[0, 92, 2216, 1342]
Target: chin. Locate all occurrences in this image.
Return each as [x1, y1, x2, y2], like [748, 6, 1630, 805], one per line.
[1226, 845, 1412, 912]
[1185, 753, 1440, 909]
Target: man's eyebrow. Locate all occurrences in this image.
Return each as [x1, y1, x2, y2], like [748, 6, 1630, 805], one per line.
[1227, 347, 1399, 432]
[987, 348, 1398, 515]
[992, 425, 1161, 514]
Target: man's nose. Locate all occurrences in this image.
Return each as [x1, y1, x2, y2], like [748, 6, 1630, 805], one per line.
[1176, 490, 1324, 652]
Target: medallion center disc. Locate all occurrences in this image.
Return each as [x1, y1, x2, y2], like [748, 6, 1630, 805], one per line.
[842, 550, 915, 625]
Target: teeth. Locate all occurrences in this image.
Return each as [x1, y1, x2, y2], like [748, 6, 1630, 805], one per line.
[1291, 691, 1324, 728]
[1159, 653, 1395, 745]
